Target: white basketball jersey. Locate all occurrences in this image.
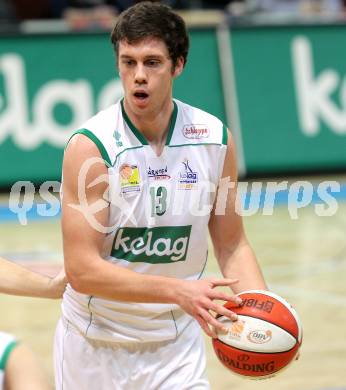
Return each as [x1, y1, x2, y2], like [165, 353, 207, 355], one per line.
[0, 332, 17, 389]
[62, 99, 228, 342]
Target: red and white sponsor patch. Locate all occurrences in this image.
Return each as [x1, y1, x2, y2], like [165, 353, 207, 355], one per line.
[182, 124, 210, 139]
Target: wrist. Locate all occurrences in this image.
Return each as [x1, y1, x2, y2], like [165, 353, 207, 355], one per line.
[45, 276, 65, 299]
[44, 277, 56, 298]
[167, 278, 185, 306]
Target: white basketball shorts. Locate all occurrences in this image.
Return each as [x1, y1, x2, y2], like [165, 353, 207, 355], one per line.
[54, 316, 210, 390]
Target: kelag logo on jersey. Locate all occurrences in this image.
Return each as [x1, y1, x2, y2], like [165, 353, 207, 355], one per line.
[178, 160, 198, 190]
[147, 165, 171, 180]
[111, 225, 191, 263]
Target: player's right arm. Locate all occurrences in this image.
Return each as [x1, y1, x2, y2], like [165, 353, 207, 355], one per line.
[63, 135, 241, 337]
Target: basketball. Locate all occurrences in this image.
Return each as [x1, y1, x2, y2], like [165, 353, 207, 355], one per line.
[212, 290, 303, 379]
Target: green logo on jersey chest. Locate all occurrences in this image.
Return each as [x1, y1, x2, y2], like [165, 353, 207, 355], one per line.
[111, 226, 191, 263]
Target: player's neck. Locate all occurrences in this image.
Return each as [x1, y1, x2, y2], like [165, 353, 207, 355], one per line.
[123, 98, 174, 146]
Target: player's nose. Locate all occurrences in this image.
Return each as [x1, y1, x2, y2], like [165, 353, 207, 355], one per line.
[134, 64, 147, 84]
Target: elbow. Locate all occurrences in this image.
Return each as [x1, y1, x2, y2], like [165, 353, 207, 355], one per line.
[65, 262, 93, 295]
[67, 274, 86, 294]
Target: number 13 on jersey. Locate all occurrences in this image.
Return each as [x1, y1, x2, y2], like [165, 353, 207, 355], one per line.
[150, 186, 168, 217]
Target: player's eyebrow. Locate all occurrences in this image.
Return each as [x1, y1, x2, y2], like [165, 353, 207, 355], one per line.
[119, 54, 166, 60]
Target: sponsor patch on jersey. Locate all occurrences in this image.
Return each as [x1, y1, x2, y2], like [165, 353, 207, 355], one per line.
[119, 164, 140, 194]
[111, 225, 192, 263]
[178, 159, 198, 190]
[147, 165, 171, 180]
[182, 124, 210, 139]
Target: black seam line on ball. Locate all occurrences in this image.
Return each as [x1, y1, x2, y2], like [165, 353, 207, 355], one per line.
[214, 337, 298, 355]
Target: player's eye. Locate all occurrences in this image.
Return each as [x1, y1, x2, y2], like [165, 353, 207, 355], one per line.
[122, 59, 135, 66]
[146, 59, 160, 67]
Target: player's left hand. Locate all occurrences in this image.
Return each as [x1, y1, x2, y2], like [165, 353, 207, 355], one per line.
[175, 278, 242, 338]
[48, 268, 67, 298]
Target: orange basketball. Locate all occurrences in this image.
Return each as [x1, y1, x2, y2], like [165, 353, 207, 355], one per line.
[212, 290, 303, 379]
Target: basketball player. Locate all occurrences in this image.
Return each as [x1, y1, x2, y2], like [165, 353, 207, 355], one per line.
[55, 2, 267, 389]
[0, 257, 65, 389]
[0, 331, 52, 390]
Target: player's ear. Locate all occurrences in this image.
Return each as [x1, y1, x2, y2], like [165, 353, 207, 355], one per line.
[172, 57, 184, 78]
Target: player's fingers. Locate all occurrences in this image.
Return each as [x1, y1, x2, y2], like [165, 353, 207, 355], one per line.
[199, 309, 227, 337]
[210, 278, 239, 288]
[209, 290, 242, 306]
[195, 315, 214, 338]
[208, 290, 234, 302]
[209, 302, 238, 321]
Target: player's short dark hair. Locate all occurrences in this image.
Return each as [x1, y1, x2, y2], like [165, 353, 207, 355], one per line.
[110, 1, 189, 68]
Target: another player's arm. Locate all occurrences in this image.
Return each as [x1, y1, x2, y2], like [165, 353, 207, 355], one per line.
[63, 135, 240, 337]
[0, 257, 66, 299]
[209, 130, 267, 293]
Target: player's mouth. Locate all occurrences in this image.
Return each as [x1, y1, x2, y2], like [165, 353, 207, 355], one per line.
[133, 91, 149, 106]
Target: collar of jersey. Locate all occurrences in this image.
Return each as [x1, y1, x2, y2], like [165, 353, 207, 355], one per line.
[120, 98, 178, 146]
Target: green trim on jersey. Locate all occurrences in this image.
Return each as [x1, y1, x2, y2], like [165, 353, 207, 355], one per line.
[197, 251, 208, 280]
[113, 142, 224, 166]
[73, 129, 112, 167]
[121, 100, 148, 145]
[121, 99, 178, 146]
[0, 340, 17, 370]
[113, 146, 144, 166]
[168, 143, 224, 149]
[222, 124, 228, 145]
[165, 101, 178, 145]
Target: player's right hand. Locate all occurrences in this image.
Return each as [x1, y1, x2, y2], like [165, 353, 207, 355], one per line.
[175, 278, 242, 338]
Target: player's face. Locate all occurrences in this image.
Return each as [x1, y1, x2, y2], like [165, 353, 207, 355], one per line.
[118, 37, 183, 116]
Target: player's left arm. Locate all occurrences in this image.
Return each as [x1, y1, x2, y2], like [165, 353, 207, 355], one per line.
[208, 130, 267, 293]
[0, 257, 66, 299]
